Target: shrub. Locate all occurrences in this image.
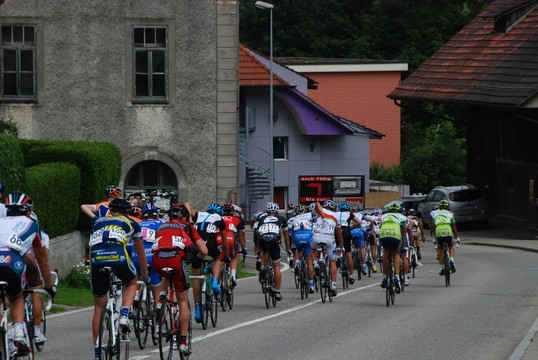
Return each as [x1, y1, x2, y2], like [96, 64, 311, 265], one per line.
[64, 259, 91, 289]
[24, 162, 81, 237]
[0, 134, 25, 193]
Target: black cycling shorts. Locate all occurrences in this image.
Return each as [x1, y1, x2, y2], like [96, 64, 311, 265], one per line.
[259, 234, 281, 261]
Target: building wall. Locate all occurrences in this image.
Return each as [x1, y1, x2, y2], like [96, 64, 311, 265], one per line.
[241, 88, 371, 215]
[0, 0, 239, 209]
[302, 71, 401, 166]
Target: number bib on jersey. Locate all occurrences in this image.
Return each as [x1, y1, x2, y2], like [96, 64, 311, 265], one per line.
[7, 235, 24, 253]
[258, 223, 280, 235]
[141, 227, 157, 242]
[89, 227, 127, 247]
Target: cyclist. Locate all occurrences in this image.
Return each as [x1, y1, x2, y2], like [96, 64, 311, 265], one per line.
[291, 204, 315, 293]
[130, 205, 164, 312]
[433, 200, 459, 275]
[311, 200, 343, 297]
[360, 210, 378, 272]
[191, 202, 228, 323]
[407, 209, 424, 259]
[221, 204, 246, 288]
[80, 185, 122, 220]
[379, 203, 408, 293]
[257, 202, 290, 301]
[89, 198, 150, 360]
[152, 203, 208, 356]
[0, 193, 54, 354]
[337, 202, 363, 284]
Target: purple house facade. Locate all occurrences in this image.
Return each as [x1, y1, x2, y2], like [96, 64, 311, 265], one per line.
[239, 45, 383, 218]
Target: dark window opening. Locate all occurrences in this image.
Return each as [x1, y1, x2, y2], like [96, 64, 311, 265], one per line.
[133, 26, 167, 101]
[1, 25, 36, 101]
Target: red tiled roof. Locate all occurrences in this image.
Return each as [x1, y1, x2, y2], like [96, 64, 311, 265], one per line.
[389, 0, 538, 107]
[239, 44, 290, 87]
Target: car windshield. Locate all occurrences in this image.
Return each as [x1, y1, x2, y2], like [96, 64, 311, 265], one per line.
[450, 189, 482, 202]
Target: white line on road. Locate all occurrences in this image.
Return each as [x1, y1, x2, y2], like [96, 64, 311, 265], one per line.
[189, 281, 378, 343]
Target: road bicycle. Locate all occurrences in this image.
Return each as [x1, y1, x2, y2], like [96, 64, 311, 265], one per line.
[23, 270, 59, 353]
[195, 259, 217, 329]
[352, 246, 362, 281]
[132, 280, 156, 349]
[385, 249, 397, 307]
[158, 268, 192, 360]
[440, 238, 454, 287]
[408, 244, 419, 279]
[219, 261, 234, 311]
[339, 253, 350, 290]
[317, 243, 333, 303]
[296, 250, 310, 300]
[0, 282, 54, 360]
[260, 259, 277, 308]
[97, 266, 130, 360]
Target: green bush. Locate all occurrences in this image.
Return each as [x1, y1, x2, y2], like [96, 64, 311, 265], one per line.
[0, 134, 26, 193]
[25, 141, 121, 205]
[63, 260, 91, 289]
[24, 162, 81, 237]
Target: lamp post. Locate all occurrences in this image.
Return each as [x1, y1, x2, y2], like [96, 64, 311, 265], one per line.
[255, 0, 274, 202]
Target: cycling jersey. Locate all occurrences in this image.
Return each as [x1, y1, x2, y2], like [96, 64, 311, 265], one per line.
[337, 211, 358, 252]
[292, 212, 314, 255]
[219, 214, 245, 258]
[379, 213, 407, 250]
[89, 216, 141, 296]
[312, 209, 339, 261]
[192, 211, 225, 267]
[257, 213, 287, 261]
[152, 219, 199, 292]
[434, 210, 455, 238]
[94, 201, 111, 218]
[0, 216, 42, 256]
[130, 218, 163, 286]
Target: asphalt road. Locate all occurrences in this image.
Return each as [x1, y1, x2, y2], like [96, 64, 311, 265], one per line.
[38, 231, 538, 360]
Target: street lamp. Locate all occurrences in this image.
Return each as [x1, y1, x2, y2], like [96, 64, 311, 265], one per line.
[255, 1, 274, 202]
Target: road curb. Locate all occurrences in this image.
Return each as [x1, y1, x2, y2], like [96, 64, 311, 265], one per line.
[466, 242, 538, 253]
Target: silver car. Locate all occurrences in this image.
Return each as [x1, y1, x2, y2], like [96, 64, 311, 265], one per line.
[417, 184, 489, 228]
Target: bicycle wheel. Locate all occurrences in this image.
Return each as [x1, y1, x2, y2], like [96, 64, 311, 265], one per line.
[35, 307, 46, 352]
[270, 269, 277, 307]
[227, 279, 234, 310]
[133, 294, 148, 350]
[98, 309, 115, 360]
[327, 264, 334, 302]
[444, 245, 451, 287]
[119, 331, 129, 360]
[158, 299, 173, 360]
[0, 327, 7, 360]
[294, 267, 299, 289]
[220, 270, 228, 312]
[149, 292, 159, 346]
[210, 291, 218, 327]
[319, 263, 327, 303]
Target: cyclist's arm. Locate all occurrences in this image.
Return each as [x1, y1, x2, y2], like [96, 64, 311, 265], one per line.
[33, 246, 53, 289]
[80, 203, 97, 219]
[184, 202, 196, 223]
[132, 237, 149, 279]
[335, 226, 344, 248]
[238, 230, 246, 251]
[194, 238, 208, 258]
[315, 202, 325, 217]
[281, 229, 291, 252]
[451, 222, 459, 240]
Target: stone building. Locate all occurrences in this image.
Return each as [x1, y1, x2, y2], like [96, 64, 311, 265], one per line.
[0, 0, 239, 209]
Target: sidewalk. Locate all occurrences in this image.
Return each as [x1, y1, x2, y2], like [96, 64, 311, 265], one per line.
[457, 220, 538, 360]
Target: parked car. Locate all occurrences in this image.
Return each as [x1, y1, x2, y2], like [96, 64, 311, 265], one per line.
[381, 197, 425, 214]
[417, 184, 489, 228]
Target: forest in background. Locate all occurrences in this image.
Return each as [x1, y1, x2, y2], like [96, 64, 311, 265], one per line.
[240, 0, 494, 193]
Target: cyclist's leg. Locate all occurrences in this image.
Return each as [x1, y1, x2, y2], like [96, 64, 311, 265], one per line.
[24, 249, 45, 341]
[401, 236, 409, 284]
[176, 290, 190, 346]
[343, 233, 353, 278]
[270, 238, 282, 291]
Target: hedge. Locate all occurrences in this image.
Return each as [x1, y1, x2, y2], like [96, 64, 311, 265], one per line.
[24, 141, 122, 206]
[24, 162, 81, 238]
[0, 134, 26, 194]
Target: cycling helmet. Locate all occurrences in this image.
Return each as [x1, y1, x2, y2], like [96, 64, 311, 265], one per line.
[232, 204, 242, 214]
[388, 203, 401, 213]
[308, 202, 316, 212]
[266, 202, 279, 213]
[223, 203, 234, 215]
[350, 206, 358, 212]
[407, 208, 416, 216]
[322, 200, 336, 211]
[105, 186, 121, 198]
[363, 210, 370, 216]
[374, 208, 382, 215]
[6, 192, 34, 215]
[439, 200, 450, 210]
[142, 204, 160, 220]
[168, 203, 190, 219]
[108, 198, 132, 214]
[29, 211, 39, 222]
[338, 202, 350, 211]
[295, 204, 306, 215]
[207, 202, 221, 213]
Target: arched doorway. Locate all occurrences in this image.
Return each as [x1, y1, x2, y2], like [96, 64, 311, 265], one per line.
[124, 160, 179, 209]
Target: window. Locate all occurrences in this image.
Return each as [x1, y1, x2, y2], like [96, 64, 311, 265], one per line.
[133, 26, 167, 101]
[273, 137, 288, 160]
[1, 25, 36, 101]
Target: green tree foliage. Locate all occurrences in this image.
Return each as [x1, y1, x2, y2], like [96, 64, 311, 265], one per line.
[401, 120, 466, 193]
